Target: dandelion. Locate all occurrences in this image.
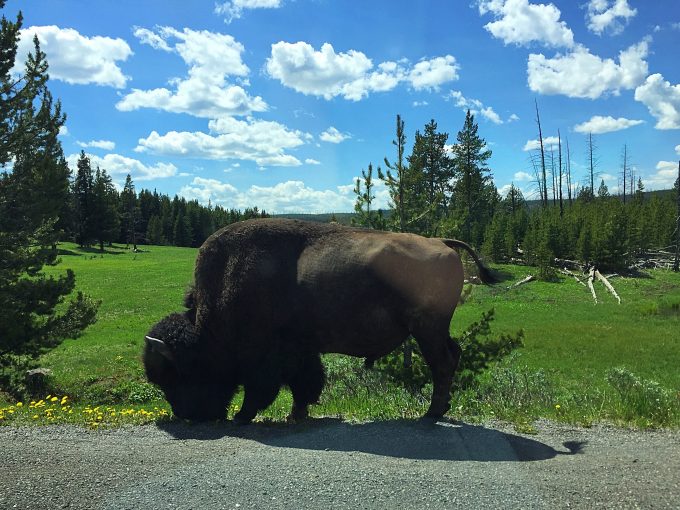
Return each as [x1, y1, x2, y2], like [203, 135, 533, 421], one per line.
[16, 402, 23, 407]
[555, 404, 561, 410]
[50, 396, 58, 403]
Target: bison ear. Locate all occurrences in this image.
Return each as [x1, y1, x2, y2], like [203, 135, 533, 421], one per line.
[145, 336, 174, 362]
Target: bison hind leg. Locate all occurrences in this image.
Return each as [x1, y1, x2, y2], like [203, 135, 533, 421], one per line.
[286, 353, 325, 423]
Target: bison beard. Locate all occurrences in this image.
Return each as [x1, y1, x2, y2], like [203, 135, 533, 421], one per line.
[144, 218, 494, 424]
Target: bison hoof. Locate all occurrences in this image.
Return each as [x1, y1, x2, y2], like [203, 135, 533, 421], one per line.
[286, 408, 309, 424]
[425, 403, 450, 419]
[232, 412, 254, 426]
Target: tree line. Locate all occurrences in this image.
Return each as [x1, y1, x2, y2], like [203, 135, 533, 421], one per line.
[353, 112, 680, 275]
[70, 151, 267, 251]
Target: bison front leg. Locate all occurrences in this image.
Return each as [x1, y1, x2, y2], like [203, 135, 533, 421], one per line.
[414, 321, 462, 418]
[233, 375, 283, 425]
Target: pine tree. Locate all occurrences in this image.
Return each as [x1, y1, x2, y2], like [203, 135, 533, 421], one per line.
[72, 151, 95, 247]
[92, 166, 120, 251]
[0, 3, 97, 397]
[451, 110, 493, 245]
[120, 174, 140, 249]
[352, 163, 378, 228]
[379, 114, 409, 232]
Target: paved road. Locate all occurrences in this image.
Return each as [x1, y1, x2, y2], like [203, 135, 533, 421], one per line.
[1, 419, 678, 509]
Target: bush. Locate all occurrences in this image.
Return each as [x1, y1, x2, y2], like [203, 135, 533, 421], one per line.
[607, 367, 678, 426]
[374, 308, 524, 391]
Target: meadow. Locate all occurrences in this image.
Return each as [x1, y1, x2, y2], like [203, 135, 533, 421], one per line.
[1, 242, 679, 430]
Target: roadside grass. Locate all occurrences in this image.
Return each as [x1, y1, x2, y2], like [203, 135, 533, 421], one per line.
[1, 243, 679, 429]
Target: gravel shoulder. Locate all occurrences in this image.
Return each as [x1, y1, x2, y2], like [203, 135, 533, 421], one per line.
[1, 418, 679, 509]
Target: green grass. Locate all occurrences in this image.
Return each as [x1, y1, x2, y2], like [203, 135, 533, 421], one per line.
[1, 243, 679, 429]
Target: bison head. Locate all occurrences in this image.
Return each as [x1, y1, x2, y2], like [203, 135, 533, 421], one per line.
[143, 313, 236, 421]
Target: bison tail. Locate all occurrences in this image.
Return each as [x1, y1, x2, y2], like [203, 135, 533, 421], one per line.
[441, 239, 497, 284]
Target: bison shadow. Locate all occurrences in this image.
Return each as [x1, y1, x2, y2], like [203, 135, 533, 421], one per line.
[158, 418, 585, 462]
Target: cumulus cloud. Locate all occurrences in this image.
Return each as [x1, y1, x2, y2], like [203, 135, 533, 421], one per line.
[305, 158, 321, 165]
[77, 139, 116, 151]
[634, 73, 680, 130]
[527, 39, 649, 99]
[523, 135, 560, 151]
[66, 152, 177, 182]
[180, 178, 355, 213]
[215, 0, 282, 24]
[573, 115, 644, 134]
[319, 127, 350, 143]
[645, 161, 680, 190]
[478, 0, 574, 48]
[448, 90, 510, 124]
[17, 26, 131, 88]
[117, 27, 266, 118]
[134, 117, 309, 167]
[586, 0, 637, 35]
[676, 144, 680, 156]
[513, 171, 534, 181]
[266, 41, 458, 100]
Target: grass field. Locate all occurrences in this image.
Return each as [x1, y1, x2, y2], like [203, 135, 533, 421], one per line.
[2, 242, 679, 429]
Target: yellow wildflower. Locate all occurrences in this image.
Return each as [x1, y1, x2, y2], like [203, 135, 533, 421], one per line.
[16, 402, 23, 407]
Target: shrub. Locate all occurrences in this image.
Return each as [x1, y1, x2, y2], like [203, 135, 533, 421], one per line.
[374, 308, 524, 391]
[607, 367, 678, 427]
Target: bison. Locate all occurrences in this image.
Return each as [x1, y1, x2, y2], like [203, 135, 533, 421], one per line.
[144, 218, 494, 423]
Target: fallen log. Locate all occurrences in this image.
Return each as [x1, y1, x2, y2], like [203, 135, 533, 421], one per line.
[559, 268, 587, 287]
[508, 274, 535, 290]
[594, 269, 621, 304]
[587, 267, 598, 304]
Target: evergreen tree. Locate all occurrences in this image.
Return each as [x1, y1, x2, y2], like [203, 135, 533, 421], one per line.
[450, 110, 493, 246]
[597, 179, 610, 199]
[120, 174, 140, 249]
[91, 166, 120, 251]
[352, 163, 379, 228]
[146, 214, 164, 245]
[407, 119, 451, 235]
[0, 2, 97, 397]
[379, 114, 410, 233]
[72, 151, 95, 247]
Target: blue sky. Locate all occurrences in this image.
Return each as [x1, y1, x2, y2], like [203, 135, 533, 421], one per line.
[8, 0, 680, 212]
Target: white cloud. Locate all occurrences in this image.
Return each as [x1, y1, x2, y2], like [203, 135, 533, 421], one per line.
[58, 126, 69, 137]
[528, 39, 649, 99]
[448, 90, 506, 124]
[320, 127, 350, 143]
[523, 136, 560, 151]
[675, 144, 680, 156]
[634, 73, 680, 130]
[644, 161, 679, 190]
[118, 27, 266, 118]
[266, 41, 457, 100]
[513, 171, 534, 181]
[305, 158, 321, 165]
[77, 139, 116, 151]
[180, 178, 355, 213]
[17, 26, 131, 88]
[407, 56, 459, 91]
[508, 113, 520, 122]
[215, 0, 282, 23]
[586, 0, 637, 35]
[573, 115, 644, 134]
[66, 152, 177, 182]
[135, 117, 309, 167]
[413, 100, 429, 107]
[478, 0, 574, 48]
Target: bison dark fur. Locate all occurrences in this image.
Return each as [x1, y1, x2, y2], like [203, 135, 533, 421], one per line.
[144, 218, 494, 423]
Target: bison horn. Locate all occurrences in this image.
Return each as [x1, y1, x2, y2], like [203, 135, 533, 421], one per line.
[145, 336, 174, 361]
